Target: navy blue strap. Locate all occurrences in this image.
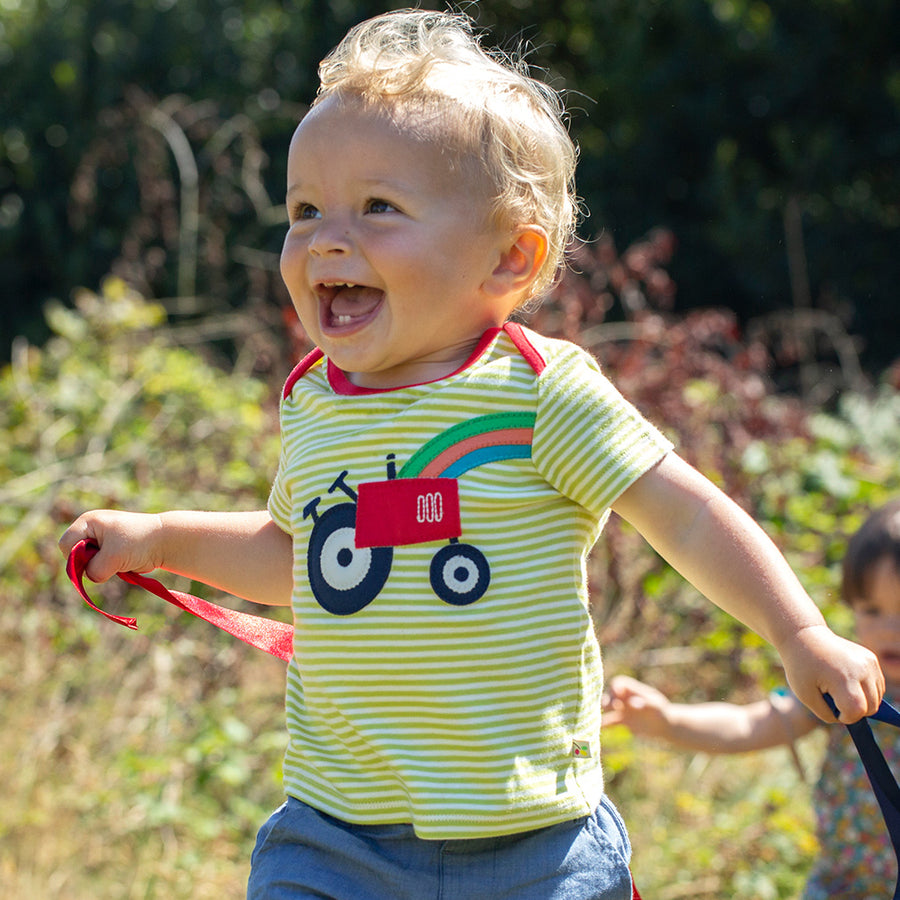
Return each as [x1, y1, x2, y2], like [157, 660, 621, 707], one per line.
[824, 694, 900, 898]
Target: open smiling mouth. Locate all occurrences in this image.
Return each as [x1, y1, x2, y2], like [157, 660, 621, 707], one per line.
[317, 282, 384, 328]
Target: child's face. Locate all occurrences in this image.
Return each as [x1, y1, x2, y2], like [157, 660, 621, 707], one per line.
[280, 95, 523, 389]
[851, 555, 900, 687]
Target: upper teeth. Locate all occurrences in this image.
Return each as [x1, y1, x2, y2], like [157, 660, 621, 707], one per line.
[323, 282, 355, 289]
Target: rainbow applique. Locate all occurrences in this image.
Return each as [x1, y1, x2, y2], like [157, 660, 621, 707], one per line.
[398, 412, 536, 479]
[306, 411, 537, 614]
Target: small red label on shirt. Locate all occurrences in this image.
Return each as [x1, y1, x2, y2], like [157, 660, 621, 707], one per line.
[355, 478, 461, 548]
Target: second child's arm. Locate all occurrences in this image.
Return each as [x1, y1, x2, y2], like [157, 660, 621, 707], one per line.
[59, 508, 293, 607]
[602, 675, 819, 753]
[611, 452, 884, 724]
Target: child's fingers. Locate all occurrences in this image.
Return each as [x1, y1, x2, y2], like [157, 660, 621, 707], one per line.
[821, 693, 866, 725]
[58, 515, 120, 582]
[602, 676, 659, 729]
[58, 510, 160, 584]
[783, 626, 884, 724]
[605, 675, 665, 706]
[605, 675, 646, 699]
[58, 521, 90, 559]
[63, 534, 118, 584]
[820, 673, 885, 724]
[58, 521, 111, 581]
[601, 699, 647, 727]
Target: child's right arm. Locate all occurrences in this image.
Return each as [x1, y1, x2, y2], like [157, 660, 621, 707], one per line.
[602, 674, 820, 753]
[58, 508, 294, 608]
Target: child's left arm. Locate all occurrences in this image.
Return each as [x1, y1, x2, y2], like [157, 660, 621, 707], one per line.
[611, 451, 885, 724]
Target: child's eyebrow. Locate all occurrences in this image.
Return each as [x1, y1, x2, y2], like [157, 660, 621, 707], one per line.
[286, 177, 414, 201]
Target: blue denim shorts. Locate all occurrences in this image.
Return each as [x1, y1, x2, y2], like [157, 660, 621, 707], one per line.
[247, 794, 633, 900]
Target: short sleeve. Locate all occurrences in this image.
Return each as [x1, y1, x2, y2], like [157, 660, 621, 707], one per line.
[267, 422, 293, 533]
[531, 345, 673, 516]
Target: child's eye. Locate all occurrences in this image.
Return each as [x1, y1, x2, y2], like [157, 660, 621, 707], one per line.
[855, 604, 881, 618]
[365, 198, 397, 214]
[290, 202, 320, 222]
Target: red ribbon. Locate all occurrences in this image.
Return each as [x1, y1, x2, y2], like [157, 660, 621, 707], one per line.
[67, 539, 645, 897]
[66, 539, 293, 661]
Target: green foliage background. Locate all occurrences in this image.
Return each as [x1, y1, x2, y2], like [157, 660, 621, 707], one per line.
[3, 275, 899, 897]
[1, 281, 289, 898]
[3, 0, 900, 896]
[2, 0, 900, 371]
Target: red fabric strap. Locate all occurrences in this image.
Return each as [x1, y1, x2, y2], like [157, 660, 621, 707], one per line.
[67, 539, 648, 896]
[66, 539, 293, 661]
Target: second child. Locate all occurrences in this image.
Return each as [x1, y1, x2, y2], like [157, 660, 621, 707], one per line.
[604, 499, 900, 898]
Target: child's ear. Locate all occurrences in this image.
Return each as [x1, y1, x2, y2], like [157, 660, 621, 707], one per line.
[485, 226, 549, 298]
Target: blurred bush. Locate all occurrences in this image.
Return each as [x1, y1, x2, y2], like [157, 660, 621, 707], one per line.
[3, 262, 897, 895]
[3, 0, 900, 376]
[0, 278, 288, 899]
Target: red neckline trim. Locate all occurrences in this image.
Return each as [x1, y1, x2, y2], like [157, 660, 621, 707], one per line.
[282, 347, 325, 400]
[325, 326, 504, 395]
[282, 323, 546, 399]
[504, 321, 546, 375]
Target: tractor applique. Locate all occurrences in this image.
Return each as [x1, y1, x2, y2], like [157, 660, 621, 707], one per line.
[301, 412, 536, 615]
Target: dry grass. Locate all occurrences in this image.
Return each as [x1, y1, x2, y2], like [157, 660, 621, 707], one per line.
[0, 597, 288, 900]
[1, 585, 822, 899]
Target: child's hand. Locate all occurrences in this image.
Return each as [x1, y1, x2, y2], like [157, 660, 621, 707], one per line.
[602, 675, 674, 739]
[778, 624, 884, 724]
[58, 510, 165, 584]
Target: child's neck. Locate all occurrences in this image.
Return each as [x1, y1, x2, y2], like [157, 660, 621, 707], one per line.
[342, 329, 501, 390]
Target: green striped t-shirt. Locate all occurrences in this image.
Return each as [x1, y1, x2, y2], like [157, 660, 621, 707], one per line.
[268, 323, 672, 839]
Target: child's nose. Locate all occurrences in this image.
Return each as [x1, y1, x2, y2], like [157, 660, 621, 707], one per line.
[308, 219, 352, 256]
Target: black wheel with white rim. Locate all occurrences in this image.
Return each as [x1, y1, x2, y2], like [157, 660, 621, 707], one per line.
[429, 542, 490, 606]
[307, 503, 393, 615]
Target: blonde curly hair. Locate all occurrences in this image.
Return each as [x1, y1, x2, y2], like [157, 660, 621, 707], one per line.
[313, 8, 579, 300]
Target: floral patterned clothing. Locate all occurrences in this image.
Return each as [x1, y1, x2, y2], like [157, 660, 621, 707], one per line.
[803, 693, 899, 899]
